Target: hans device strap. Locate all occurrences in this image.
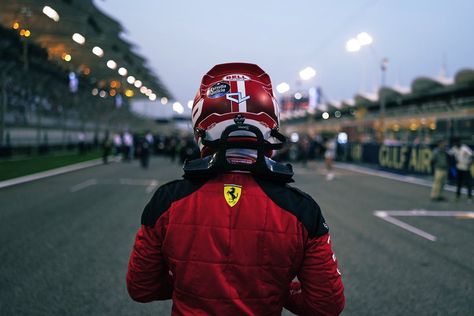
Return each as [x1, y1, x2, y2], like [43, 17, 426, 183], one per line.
[183, 120, 294, 183]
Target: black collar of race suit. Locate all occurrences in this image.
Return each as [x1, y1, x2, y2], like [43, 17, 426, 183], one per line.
[183, 122, 294, 183]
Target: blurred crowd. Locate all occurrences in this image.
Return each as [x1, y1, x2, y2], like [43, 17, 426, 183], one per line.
[100, 130, 200, 168]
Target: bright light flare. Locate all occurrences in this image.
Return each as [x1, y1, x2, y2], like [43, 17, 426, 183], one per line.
[276, 82, 290, 94]
[357, 32, 373, 46]
[149, 94, 157, 101]
[92, 46, 104, 57]
[127, 76, 135, 84]
[346, 38, 361, 52]
[322, 112, 330, 120]
[118, 67, 127, 76]
[106, 60, 117, 69]
[43, 6, 60, 22]
[187, 100, 193, 109]
[134, 80, 142, 88]
[72, 33, 85, 45]
[173, 102, 184, 114]
[140, 86, 147, 94]
[299, 67, 316, 81]
[294, 92, 302, 100]
[160, 97, 168, 105]
[62, 53, 71, 62]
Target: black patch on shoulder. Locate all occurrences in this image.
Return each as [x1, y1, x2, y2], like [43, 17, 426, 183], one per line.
[254, 177, 328, 238]
[141, 179, 206, 227]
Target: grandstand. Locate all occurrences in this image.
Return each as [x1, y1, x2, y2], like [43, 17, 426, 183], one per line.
[0, 0, 172, 154]
[278, 69, 474, 176]
[281, 69, 474, 144]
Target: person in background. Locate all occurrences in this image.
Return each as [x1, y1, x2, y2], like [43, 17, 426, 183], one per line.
[78, 131, 86, 155]
[145, 131, 154, 155]
[123, 131, 134, 162]
[430, 139, 449, 201]
[324, 136, 337, 180]
[448, 137, 473, 202]
[113, 133, 122, 157]
[102, 131, 112, 164]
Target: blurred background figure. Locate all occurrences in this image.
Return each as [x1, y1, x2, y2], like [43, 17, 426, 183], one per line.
[122, 130, 133, 162]
[78, 131, 85, 155]
[449, 137, 473, 202]
[430, 139, 449, 201]
[145, 131, 154, 152]
[299, 135, 311, 167]
[113, 133, 123, 157]
[137, 133, 151, 169]
[102, 131, 112, 164]
[324, 136, 337, 180]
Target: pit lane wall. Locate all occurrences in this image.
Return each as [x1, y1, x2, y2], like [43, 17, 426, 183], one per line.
[340, 143, 435, 175]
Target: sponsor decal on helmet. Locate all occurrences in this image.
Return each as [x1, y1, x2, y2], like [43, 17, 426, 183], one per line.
[223, 74, 250, 81]
[207, 82, 230, 99]
[226, 92, 250, 104]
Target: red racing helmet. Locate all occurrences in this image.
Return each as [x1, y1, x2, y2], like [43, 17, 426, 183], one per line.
[191, 62, 282, 157]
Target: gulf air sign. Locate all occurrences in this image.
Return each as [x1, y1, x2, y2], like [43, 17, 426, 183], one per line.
[223, 74, 250, 81]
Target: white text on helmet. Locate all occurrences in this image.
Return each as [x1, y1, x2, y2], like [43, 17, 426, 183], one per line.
[223, 74, 250, 81]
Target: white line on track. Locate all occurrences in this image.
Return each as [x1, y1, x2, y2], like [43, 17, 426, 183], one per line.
[69, 178, 159, 193]
[70, 179, 98, 192]
[374, 210, 474, 241]
[0, 159, 103, 190]
[334, 162, 469, 195]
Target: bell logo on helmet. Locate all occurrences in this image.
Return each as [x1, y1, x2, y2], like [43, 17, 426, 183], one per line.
[223, 74, 250, 81]
[226, 92, 250, 104]
[224, 184, 242, 207]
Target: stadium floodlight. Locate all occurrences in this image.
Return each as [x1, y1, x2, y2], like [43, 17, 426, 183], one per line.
[276, 82, 290, 94]
[322, 112, 330, 119]
[346, 38, 361, 52]
[356, 32, 373, 46]
[134, 80, 142, 88]
[149, 94, 157, 101]
[140, 86, 147, 94]
[92, 46, 104, 57]
[106, 60, 117, 69]
[160, 97, 168, 105]
[72, 33, 85, 45]
[187, 100, 193, 109]
[173, 102, 184, 114]
[118, 67, 127, 76]
[43, 6, 59, 22]
[126, 76, 135, 84]
[299, 67, 316, 81]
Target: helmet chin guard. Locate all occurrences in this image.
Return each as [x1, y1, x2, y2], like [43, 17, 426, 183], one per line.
[183, 118, 293, 183]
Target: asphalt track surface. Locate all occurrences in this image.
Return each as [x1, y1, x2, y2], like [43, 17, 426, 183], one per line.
[0, 157, 472, 316]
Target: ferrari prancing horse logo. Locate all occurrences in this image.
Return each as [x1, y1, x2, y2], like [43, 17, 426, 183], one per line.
[224, 184, 242, 207]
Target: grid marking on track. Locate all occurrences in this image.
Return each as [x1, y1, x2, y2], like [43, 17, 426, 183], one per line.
[374, 209, 474, 241]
